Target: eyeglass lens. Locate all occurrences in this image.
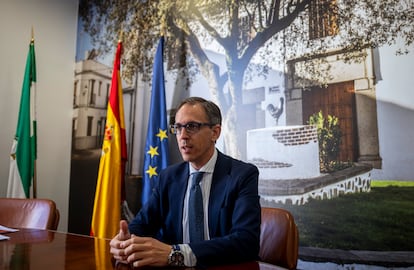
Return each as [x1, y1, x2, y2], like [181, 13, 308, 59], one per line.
[171, 122, 210, 134]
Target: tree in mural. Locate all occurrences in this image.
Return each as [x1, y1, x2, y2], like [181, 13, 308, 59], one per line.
[79, 0, 413, 159]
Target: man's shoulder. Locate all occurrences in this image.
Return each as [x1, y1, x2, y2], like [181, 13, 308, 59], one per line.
[217, 151, 258, 172]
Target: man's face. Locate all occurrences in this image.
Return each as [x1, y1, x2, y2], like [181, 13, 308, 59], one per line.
[174, 103, 221, 170]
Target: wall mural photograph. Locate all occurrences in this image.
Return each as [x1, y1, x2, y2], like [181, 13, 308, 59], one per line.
[69, 1, 414, 269]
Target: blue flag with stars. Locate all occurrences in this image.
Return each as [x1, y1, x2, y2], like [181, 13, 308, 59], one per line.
[142, 37, 169, 205]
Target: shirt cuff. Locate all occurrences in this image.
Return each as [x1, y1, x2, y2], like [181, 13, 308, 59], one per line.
[179, 244, 197, 267]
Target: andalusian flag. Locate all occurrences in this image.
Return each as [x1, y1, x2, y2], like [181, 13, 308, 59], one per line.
[91, 41, 127, 239]
[142, 37, 169, 205]
[7, 38, 37, 198]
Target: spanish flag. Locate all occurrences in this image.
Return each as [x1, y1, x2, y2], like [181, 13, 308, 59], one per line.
[91, 41, 127, 239]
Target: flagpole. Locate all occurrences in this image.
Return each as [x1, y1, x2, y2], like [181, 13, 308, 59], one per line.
[31, 27, 37, 199]
[33, 160, 37, 198]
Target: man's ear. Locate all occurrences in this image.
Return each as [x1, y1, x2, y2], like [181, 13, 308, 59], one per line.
[211, 125, 221, 142]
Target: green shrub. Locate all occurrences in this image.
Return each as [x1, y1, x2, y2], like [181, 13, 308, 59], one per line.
[308, 111, 342, 172]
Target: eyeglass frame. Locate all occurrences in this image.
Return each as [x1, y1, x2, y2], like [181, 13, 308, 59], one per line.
[170, 121, 216, 135]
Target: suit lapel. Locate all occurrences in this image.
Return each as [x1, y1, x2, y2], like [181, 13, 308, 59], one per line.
[208, 152, 231, 236]
[168, 164, 189, 242]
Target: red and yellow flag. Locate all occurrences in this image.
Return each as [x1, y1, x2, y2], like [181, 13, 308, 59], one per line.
[91, 41, 127, 239]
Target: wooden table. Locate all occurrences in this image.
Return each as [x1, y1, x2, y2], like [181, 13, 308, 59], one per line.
[0, 229, 285, 270]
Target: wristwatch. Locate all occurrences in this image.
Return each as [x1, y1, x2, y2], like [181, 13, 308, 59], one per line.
[168, 244, 185, 267]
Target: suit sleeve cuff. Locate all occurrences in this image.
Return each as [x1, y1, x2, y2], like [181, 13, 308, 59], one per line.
[179, 244, 197, 267]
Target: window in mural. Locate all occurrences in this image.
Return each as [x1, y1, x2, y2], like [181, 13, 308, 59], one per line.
[309, 0, 338, 39]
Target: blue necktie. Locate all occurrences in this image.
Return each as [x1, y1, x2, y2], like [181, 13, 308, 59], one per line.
[188, 172, 204, 242]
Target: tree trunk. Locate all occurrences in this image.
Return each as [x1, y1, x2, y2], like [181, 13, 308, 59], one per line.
[221, 64, 245, 159]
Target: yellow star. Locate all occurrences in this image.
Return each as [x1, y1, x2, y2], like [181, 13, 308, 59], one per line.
[146, 165, 158, 178]
[156, 128, 168, 141]
[147, 145, 159, 158]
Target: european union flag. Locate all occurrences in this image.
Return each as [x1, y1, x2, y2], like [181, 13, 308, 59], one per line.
[142, 37, 169, 205]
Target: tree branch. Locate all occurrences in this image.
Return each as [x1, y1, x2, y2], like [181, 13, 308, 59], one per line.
[240, 0, 311, 64]
[168, 15, 228, 109]
[187, 2, 226, 46]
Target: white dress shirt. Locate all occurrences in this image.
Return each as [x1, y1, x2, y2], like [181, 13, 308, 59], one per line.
[179, 148, 218, 266]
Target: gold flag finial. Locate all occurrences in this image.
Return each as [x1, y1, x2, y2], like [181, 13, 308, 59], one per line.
[160, 15, 167, 37]
[118, 29, 123, 43]
[31, 26, 35, 43]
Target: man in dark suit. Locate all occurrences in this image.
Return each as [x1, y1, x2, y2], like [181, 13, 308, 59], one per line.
[110, 97, 260, 268]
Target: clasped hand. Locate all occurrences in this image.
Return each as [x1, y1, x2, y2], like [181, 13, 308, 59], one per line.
[110, 220, 172, 267]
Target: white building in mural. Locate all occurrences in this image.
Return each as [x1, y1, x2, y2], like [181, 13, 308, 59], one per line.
[73, 55, 112, 150]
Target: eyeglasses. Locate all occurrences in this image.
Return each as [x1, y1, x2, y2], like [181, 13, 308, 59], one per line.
[170, 122, 215, 135]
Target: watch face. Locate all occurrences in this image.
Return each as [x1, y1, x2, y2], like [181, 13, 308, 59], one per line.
[169, 247, 185, 267]
[172, 252, 184, 266]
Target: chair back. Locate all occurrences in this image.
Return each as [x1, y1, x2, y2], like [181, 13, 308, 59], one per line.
[260, 207, 299, 270]
[0, 198, 60, 230]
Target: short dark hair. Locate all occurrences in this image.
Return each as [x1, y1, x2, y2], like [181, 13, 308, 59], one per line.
[175, 97, 222, 125]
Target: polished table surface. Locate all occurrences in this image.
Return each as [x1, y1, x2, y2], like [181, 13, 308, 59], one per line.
[0, 229, 285, 270]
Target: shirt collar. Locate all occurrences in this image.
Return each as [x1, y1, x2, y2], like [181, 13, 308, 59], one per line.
[189, 148, 218, 175]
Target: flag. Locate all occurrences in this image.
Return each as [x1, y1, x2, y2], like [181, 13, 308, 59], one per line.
[142, 37, 169, 205]
[7, 39, 37, 198]
[90, 41, 127, 239]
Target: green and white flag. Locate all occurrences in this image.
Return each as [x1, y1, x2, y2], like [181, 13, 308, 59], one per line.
[7, 39, 37, 198]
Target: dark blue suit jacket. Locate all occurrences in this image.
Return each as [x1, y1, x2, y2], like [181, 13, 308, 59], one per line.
[129, 150, 261, 267]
